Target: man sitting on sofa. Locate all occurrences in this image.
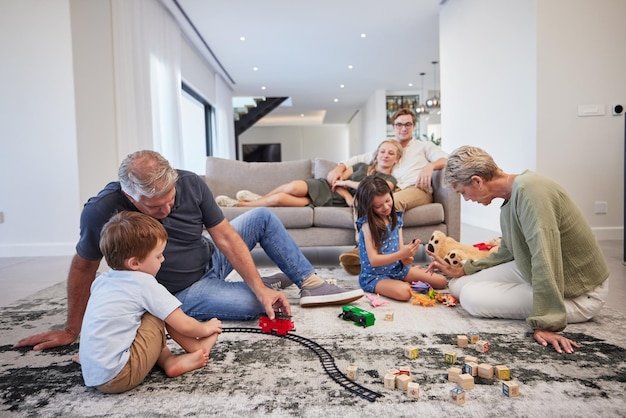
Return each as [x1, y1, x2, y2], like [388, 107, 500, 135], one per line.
[326, 109, 448, 274]
[15, 150, 363, 351]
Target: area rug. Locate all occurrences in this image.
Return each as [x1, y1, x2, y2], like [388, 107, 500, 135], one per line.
[1, 268, 626, 417]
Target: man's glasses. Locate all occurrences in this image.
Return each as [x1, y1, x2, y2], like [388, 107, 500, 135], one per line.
[394, 122, 414, 129]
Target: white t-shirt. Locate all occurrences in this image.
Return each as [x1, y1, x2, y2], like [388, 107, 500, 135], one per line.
[342, 140, 448, 190]
[78, 270, 182, 387]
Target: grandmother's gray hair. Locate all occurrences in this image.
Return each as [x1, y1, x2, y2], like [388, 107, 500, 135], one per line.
[443, 146, 500, 187]
[118, 150, 178, 201]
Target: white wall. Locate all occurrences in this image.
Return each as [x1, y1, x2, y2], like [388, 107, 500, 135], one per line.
[535, 0, 625, 239]
[0, 0, 82, 256]
[0, 0, 232, 257]
[440, 0, 625, 240]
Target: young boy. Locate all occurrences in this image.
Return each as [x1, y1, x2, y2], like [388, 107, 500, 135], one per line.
[76, 211, 222, 393]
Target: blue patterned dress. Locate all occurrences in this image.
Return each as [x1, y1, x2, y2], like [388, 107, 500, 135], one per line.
[356, 211, 410, 293]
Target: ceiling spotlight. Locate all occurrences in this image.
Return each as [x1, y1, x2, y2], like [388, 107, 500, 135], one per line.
[347, 65, 353, 70]
[340, 84, 345, 88]
[261, 86, 266, 90]
[408, 83, 413, 87]
[360, 33, 367, 38]
[252, 67, 258, 71]
[333, 98, 339, 103]
[239, 36, 245, 41]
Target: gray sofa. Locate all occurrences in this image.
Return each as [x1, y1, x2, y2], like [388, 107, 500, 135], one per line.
[204, 156, 460, 247]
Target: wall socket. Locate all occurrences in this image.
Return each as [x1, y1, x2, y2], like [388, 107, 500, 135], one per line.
[594, 201, 608, 214]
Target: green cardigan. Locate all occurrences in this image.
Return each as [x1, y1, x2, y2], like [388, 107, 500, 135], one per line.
[464, 170, 610, 331]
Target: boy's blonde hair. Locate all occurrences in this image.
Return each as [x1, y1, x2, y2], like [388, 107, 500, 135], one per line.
[99, 211, 168, 270]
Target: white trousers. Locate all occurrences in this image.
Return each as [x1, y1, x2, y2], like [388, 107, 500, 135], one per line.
[448, 261, 609, 323]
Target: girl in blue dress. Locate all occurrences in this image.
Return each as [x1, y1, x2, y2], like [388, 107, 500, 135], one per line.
[354, 176, 447, 301]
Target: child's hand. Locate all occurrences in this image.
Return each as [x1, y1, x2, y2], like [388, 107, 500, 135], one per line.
[400, 239, 420, 264]
[205, 318, 223, 335]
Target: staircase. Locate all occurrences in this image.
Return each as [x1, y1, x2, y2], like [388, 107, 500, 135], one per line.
[233, 96, 288, 137]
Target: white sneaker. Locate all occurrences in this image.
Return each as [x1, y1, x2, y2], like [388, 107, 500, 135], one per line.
[236, 190, 262, 202]
[215, 195, 238, 207]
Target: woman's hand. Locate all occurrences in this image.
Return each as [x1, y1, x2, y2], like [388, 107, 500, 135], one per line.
[533, 330, 580, 354]
[425, 250, 465, 278]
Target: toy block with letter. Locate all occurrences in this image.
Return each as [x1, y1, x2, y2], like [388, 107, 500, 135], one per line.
[404, 346, 419, 360]
[502, 381, 520, 397]
[444, 351, 457, 364]
[450, 387, 466, 405]
[495, 365, 511, 381]
[407, 382, 420, 399]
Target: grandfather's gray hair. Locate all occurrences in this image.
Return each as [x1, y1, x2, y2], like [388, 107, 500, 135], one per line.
[444, 146, 500, 187]
[118, 150, 178, 201]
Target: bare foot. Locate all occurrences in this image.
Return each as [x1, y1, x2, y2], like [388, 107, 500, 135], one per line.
[199, 333, 219, 355]
[163, 349, 208, 378]
[72, 353, 80, 364]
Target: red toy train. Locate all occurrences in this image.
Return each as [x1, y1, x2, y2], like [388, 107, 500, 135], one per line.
[258, 312, 295, 336]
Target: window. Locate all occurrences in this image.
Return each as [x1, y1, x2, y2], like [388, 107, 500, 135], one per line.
[180, 83, 214, 174]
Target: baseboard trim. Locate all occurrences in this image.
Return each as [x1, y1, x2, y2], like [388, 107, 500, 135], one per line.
[592, 227, 623, 241]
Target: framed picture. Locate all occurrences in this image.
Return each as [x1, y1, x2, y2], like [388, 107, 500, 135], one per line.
[386, 94, 420, 139]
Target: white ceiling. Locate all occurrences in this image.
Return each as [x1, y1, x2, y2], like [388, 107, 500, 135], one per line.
[176, 0, 442, 125]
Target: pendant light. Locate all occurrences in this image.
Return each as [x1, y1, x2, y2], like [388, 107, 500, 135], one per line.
[415, 72, 429, 116]
[425, 61, 441, 109]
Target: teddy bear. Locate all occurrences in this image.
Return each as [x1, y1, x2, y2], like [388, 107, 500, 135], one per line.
[426, 230, 500, 267]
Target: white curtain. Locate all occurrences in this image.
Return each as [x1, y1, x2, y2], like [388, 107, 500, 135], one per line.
[111, 0, 182, 167]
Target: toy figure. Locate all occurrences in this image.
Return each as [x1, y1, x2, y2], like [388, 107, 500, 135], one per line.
[366, 293, 389, 307]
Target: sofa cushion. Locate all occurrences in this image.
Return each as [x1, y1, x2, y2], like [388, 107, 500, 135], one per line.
[312, 206, 354, 229]
[313, 158, 338, 180]
[205, 157, 312, 198]
[402, 203, 445, 226]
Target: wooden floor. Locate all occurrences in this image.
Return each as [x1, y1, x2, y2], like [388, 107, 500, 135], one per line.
[1, 226, 624, 316]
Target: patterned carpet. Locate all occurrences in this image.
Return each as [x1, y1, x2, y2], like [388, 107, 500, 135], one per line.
[1, 268, 626, 417]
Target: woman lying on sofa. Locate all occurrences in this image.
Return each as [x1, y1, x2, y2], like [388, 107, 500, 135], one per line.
[216, 139, 401, 208]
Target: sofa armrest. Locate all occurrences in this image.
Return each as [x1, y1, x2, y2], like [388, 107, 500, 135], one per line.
[432, 170, 461, 240]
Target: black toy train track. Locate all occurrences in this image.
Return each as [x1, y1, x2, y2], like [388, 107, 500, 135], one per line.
[222, 327, 383, 402]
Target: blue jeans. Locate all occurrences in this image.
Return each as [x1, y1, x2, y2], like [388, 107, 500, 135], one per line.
[175, 208, 316, 320]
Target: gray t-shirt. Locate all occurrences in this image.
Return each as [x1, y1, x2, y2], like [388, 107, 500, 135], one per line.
[77, 170, 224, 293]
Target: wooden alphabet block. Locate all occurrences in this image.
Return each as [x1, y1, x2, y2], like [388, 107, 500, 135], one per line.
[463, 361, 478, 376]
[384, 373, 397, 389]
[477, 363, 494, 379]
[346, 365, 359, 381]
[468, 331, 480, 344]
[495, 365, 511, 381]
[475, 340, 489, 353]
[457, 335, 469, 348]
[384, 311, 394, 321]
[404, 346, 419, 359]
[502, 381, 520, 397]
[396, 374, 412, 391]
[458, 373, 474, 390]
[447, 367, 462, 383]
[407, 382, 420, 399]
[449, 387, 466, 405]
[444, 351, 457, 364]
[398, 366, 411, 376]
[464, 355, 478, 364]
